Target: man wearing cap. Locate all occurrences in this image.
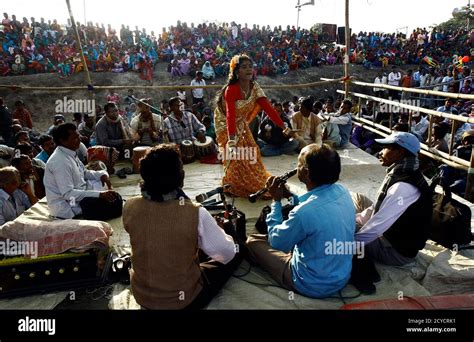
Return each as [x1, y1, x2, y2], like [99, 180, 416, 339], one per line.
[354, 132, 432, 266]
[46, 114, 65, 136]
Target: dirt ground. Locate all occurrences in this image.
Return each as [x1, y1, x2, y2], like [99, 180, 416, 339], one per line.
[0, 63, 412, 133]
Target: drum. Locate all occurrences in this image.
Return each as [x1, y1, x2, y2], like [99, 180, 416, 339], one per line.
[180, 140, 195, 164]
[132, 146, 150, 174]
[194, 136, 216, 158]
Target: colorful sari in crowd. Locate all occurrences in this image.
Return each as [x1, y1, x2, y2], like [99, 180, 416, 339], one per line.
[214, 82, 271, 198]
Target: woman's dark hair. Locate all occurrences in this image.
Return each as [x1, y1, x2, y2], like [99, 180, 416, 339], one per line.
[52, 122, 77, 145]
[215, 54, 253, 111]
[140, 144, 184, 196]
[305, 144, 341, 186]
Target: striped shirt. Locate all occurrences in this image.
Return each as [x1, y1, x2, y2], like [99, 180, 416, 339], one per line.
[164, 111, 205, 144]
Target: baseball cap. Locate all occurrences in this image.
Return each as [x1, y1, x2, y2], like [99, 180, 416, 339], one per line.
[375, 132, 420, 156]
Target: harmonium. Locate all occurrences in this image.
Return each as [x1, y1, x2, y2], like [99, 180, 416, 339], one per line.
[0, 249, 112, 299]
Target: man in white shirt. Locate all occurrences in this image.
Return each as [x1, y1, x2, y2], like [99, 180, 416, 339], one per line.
[410, 112, 429, 141]
[190, 71, 206, 105]
[44, 123, 120, 219]
[318, 99, 353, 147]
[373, 72, 388, 98]
[388, 66, 401, 100]
[353, 132, 432, 266]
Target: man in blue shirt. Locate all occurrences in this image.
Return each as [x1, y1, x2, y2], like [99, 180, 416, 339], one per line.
[246, 144, 356, 298]
[35, 134, 55, 164]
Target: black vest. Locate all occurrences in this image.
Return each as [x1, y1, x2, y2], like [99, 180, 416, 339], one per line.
[374, 169, 432, 258]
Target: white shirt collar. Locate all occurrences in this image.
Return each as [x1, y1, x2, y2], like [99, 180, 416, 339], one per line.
[57, 146, 77, 158]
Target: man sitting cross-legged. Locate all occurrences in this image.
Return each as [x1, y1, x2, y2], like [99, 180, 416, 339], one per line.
[44, 123, 121, 220]
[123, 144, 241, 309]
[246, 144, 356, 298]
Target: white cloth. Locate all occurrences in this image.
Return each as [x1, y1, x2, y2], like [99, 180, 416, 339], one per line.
[44, 146, 107, 219]
[197, 207, 236, 264]
[190, 79, 206, 98]
[374, 76, 388, 93]
[411, 116, 429, 139]
[355, 182, 420, 243]
[388, 72, 401, 87]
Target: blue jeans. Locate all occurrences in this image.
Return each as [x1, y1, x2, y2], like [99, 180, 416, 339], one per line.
[257, 139, 299, 157]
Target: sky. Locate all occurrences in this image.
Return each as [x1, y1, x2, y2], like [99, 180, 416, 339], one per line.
[2, 0, 471, 35]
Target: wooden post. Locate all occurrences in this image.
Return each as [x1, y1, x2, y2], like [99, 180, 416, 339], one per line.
[427, 114, 433, 147]
[66, 0, 92, 87]
[344, 0, 350, 98]
[449, 121, 456, 156]
[465, 148, 474, 201]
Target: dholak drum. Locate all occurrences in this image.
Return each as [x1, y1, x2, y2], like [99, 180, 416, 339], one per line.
[180, 140, 195, 164]
[132, 146, 150, 174]
[194, 136, 216, 158]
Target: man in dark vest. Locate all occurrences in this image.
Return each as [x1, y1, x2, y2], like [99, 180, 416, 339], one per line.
[354, 132, 432, 266]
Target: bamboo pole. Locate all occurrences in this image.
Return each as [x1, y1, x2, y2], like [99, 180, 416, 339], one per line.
[427, 114, 433, 148]
[65, 0, 92, 87]
[355, 115, 470, 168]
[449, 121, 456, 156]
[352, 122, 468, 171]
[0, 77, 346, 92]
[336, 90, 474, 124]
[464, 149, 474, 201]
[344, 0, 350, 97]
[323, 78, 474, 100]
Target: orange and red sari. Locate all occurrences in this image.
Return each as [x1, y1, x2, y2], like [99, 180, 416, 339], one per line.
[214, 82, 272, 198]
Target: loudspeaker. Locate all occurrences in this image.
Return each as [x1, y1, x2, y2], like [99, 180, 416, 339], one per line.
[338, 27, 352, 44]
[320, 24, 337, 42]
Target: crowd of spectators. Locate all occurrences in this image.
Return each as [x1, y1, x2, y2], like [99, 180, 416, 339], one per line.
[1, 12, 473, 80]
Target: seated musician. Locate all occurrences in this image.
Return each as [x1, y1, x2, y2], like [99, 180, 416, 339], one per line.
[43, 123, 121, 220]
[95, 102, 132, 153]
[123, 144, 240, 309]
[163, 97, 206, 144]
[0, 166, 32, 226]
[130, 100, 164, 146]
[246, 144, 356, 298]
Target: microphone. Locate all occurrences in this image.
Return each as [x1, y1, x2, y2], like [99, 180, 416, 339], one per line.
[195, 187, 224, 203]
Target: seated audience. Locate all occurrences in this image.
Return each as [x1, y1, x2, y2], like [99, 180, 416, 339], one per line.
[35, 134, 56, 163]
[257, 103, 298, 156]
[0, 166, 32, 226]
[11, 154, 45, 201]
[290, 97, 322, 149]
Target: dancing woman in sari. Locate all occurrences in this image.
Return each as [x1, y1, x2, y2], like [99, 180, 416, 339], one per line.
[214, 54, 286, 198]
